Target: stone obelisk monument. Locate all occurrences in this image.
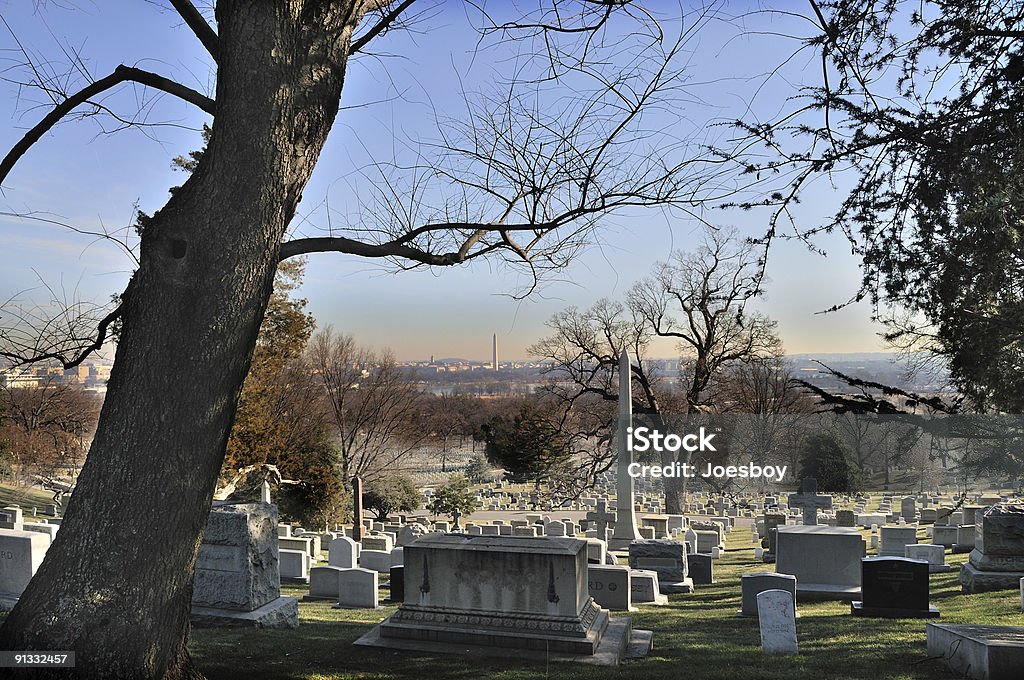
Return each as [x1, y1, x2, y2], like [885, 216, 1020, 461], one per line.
[609, 349, 642, 551]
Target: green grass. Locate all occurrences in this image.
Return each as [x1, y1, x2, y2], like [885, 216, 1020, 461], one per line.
[188, 528, 1024, 680]
[0, 481, 58, 512]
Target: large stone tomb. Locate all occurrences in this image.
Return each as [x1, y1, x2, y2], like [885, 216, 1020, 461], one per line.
[775, 525, 864, 601]
[927, 624, 1024, 680]
[960, 504, 1024, 593]
[356, 534, 652, 665]
[851, 557, 939, 618]
[191, 502, 298, 628]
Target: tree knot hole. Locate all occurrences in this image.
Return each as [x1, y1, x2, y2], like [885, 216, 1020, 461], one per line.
[170, 239, 188, 259]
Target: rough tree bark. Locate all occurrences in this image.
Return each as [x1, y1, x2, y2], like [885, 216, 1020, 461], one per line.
[0, 3, 365, 678]
[0, 1, 706, 676]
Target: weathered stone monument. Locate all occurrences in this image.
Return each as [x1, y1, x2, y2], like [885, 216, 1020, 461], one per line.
[356, 534, 652, 664]
[609, 350, 642, 551]
[927, 623, 1024, 680]
[585, 500, 616, 539]
[191, 502, 298, 628]
[960, 504, 1024, 593]
[628, 539, 693, 593]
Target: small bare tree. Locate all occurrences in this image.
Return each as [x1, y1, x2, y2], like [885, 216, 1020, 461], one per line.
[309, 327, 427, 485]
[629, 229, 782, 411]
[533, 230, 783, 511]
[0, 375, 100, 489]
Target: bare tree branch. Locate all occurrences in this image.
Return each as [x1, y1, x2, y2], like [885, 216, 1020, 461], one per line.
[278, 234, 493, 265]
[168, 0, 220, 61]
[351, 0, 418, 54]
[0, 300, 122, 371]
[1, 65, 214, 185]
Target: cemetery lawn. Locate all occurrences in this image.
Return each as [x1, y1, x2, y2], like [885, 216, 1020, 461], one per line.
[0, 481, 57, 509]
[187, 528, 1024, 680]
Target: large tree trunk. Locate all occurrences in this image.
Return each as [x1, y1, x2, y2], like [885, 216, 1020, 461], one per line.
[0, 3, 363, 678]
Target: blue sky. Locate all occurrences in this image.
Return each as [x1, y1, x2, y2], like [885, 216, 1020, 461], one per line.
[0, 1, 890, 361]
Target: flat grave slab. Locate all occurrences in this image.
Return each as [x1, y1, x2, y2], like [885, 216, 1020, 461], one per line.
[927, 623, 1024, 680]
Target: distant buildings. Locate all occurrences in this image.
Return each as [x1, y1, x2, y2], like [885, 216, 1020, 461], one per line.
[0, 360, 112, 394]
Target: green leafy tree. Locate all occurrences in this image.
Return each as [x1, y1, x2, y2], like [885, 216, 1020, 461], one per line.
[222, 261, 344, 528]
[482, 402, 575, 486]
[362, 475, 421, 521]
[732, 1, 1024, 412]
[797, 432, 860, 492]
[426, 474, 478, 526]
[464, 454, 496, 484]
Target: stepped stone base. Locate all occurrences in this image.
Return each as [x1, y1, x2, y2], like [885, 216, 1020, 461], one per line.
[851, 601, 939, 619]
[959, 562, 1024, 593]
[356, 615, 650, 666]
[191, 596, 298, 629]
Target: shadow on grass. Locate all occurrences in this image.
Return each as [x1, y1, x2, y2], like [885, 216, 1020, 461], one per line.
[189, 529, 1024, 680]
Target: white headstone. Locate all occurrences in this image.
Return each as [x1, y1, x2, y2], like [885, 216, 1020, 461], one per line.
[328, 536, 358, 568]
[20, 522, 58, 546]
[279, 548, 310, 582]
[757, 589, 798, 655]
[630, 569, 667, 605]
[587, 564, 632, 611]
[362, 533, 394, 552]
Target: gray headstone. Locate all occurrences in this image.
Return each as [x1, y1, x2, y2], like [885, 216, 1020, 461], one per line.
[335, 567, 379, 609]
[587, 564, 631, 611]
